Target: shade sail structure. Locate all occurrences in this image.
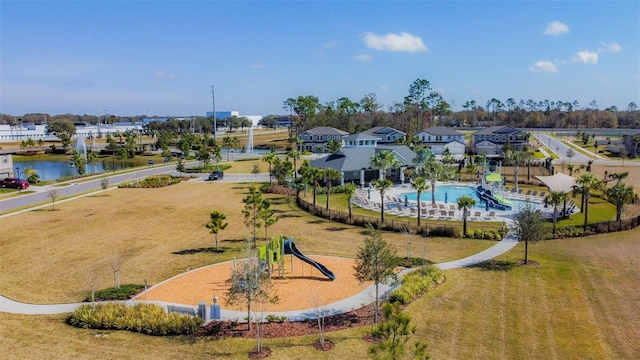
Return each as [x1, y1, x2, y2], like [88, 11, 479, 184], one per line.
[535, 173, 576, 192]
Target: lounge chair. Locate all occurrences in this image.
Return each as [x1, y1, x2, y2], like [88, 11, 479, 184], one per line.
[538, 191, 546, 199]
[448, 210, 456, 219]
[428, 209, 436, 218]
[526, 190, 532, 196]
[449, 204, 457, 211]
[409, 208, 418, 217]
[531, 191, 538, 197]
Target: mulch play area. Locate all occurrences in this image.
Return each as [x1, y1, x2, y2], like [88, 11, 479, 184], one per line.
[140, 255, 372, 312]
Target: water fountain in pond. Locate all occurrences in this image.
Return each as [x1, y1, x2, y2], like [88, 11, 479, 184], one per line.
[75, 134, 87, 160]
[246, 127, 254, 153]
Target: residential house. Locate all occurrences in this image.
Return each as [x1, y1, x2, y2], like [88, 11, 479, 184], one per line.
[297, 126, 349, 153]
[472, 126, 527, 156]
[414, 126, 465, 157]
[0, 154, 14, 178]
[359, 126, 406, 144]
[310, 133, 417, 186]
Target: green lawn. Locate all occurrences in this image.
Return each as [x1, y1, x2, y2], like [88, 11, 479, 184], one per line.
[2, 228, 638, 359]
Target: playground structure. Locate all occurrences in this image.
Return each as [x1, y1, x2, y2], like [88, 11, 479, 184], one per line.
[475, 160, 513, 211]
[234, 235, 336, 281]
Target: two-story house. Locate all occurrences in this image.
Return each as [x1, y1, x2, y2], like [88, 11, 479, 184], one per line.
[297, 126, 349, 153]
[414, 126, 465, 156]
[359, 126, 406, 144]
[472, 126, 527, 155]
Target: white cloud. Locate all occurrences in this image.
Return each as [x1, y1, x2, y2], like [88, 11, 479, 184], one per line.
[598, 42, 623, 53]
[529, 60, 559, 73]
[249, 62, 264, 69]
[572, 50, 598, 64]
[153, 70, 176, 79]
[362, 32, 428, 52]
[323, 41, 337, 49]
[353, 53, 373, 62]
[543, 21, 570, 35]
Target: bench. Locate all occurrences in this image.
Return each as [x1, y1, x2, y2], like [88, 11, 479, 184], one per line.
[167, 305, 197, 316]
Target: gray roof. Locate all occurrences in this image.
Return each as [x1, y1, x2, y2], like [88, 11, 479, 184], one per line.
[310, 145, 416, 172]
[343, 133, 381, 141]
[418, 126, 463, 136]
[299, 126, 349, 136]
[474, 126, 521, 135]
[360, 126, 406, 136]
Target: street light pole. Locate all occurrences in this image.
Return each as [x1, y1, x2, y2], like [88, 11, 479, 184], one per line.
[211, 85, 217, 141]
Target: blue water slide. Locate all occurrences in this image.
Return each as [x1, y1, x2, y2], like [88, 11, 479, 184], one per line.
[475, 186, 512, 211]
[283, 240, 335, 281]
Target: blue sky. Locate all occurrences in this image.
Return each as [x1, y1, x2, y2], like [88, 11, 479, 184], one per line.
[1, 1, 638, 117]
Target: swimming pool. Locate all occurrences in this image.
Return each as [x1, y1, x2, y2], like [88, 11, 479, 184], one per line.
[401, 185, 545, 211]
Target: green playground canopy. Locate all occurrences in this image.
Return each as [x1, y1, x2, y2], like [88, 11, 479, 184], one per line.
[485, 173, 502, 182]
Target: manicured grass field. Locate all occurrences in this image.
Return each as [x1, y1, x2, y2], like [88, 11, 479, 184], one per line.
[2, 227, 638, 359]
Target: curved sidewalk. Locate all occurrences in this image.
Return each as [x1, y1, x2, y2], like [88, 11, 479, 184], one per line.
[0, 233, 519, 319]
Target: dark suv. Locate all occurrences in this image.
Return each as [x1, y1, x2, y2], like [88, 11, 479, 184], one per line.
[208, 170, 224, 181]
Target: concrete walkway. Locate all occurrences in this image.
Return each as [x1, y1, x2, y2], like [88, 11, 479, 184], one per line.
[0, 231, 519, 319]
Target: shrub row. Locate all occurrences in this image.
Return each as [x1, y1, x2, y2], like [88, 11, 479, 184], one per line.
[462, 228, 504, 240]
[68, 303, 203, 336]
[184, 164, 232, 173]
[388, 266, 445, 305]
[119, 175, 180, 188]
[85, 284, 145, 302]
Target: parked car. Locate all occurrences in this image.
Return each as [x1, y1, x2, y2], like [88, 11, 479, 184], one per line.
[1, 177, 30, 189]
[208, 170, 224, 181]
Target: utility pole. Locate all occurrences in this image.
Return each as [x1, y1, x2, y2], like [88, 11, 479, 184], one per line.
[211, 85, 217, 141]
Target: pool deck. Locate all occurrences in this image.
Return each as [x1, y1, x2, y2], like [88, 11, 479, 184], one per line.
[354, 181, 552, 222]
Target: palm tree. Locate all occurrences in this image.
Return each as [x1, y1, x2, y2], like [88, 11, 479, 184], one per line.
[566, 163, 577, 177]
[544, 190, 568, 237]
[573, 173, 605, 233]
[410, 176, 430, 228]
[456, 196, 477, 237]
[505, 150, 528, 192]
[287, 149, 301, 179]
[343, 183, 357, 223]
[372, 178, 393, 223]
[206, 210, 228, 252]
[606, 182, 637, 229]
[418, 159, 452, 207]
[323, 168, 342, 210]
[412, 147, 435, 170]
[261, 151, 278, 183]
[300, 165, 324, 208]
[370, 150, 401, 180]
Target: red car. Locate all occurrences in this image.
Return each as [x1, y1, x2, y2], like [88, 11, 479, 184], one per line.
[1, 177, 30, 189]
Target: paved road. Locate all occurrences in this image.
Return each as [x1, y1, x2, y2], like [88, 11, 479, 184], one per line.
[533, 132, 640, 167]
[534, 133, 592, 162]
